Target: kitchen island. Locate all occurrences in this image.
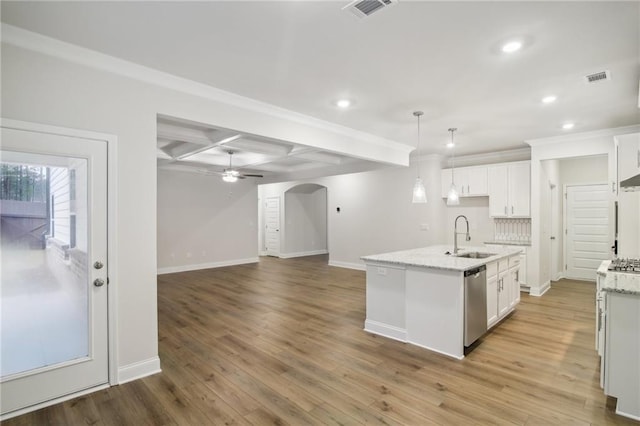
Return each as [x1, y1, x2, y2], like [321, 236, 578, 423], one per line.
[361, 245, 522, 359]
[596, 261, 640, 420]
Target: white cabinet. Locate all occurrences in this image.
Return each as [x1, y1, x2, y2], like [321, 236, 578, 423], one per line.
[488, 161, 531, 217]
[602, 292, 640, 419]
[487, 255, 520, 329]
[617, 133, 640, 183]
[486, 263, 499, 328]
[441, 165, 488, 198]
[497, 270, 511, 318]
[509, 257, 521, 308]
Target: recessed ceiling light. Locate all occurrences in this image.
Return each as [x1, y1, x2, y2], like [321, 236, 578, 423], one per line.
[562, 122, 575, 130]
[501, 41, 522, 53]
[336, 99, 351, 108]
[542, 95, 557, 104]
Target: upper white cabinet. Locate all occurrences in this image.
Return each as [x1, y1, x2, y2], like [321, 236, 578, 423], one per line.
[441, 165, 488, 198]
[617, 133, 640, 183]
[488, 161, 530, 217]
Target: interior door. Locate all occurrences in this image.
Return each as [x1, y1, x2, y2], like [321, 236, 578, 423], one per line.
[264, 197, 280, 256]
[565, 184, 610, 280]
[0, 125, 108, 417]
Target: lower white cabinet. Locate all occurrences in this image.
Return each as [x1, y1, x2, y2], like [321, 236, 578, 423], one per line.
[601, 292, 640, 419]
[487, 255, 520, 329]
[487, 273, 498, 327]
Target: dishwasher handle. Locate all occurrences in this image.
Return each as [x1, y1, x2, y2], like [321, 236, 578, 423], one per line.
[464, 264, 487, 277]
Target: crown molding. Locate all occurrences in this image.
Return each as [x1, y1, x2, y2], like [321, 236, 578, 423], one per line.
[1, 24, 412, 155]
[443, 147, 531, 168]
[526, 125, 640, 147]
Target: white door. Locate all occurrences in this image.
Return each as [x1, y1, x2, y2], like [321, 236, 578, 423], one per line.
[264, 197, 280, 257]
[0, 126, 108, 417]
[565, 184, 610, 280]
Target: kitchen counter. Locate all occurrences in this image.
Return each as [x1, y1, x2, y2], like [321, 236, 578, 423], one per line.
[596, 260, 640, 295]
[361, 244, 523, 271]
[596, 261, 640, 420]
[361, 245, 522, 359]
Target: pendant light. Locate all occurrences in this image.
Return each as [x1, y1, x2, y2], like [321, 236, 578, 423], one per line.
[411, 111, 427, 204]
[446, 128, 460, 206]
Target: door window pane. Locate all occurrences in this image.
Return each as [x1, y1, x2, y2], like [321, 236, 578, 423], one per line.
[1, 153, 89, 378]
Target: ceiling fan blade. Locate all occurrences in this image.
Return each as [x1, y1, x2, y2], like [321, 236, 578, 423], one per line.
[241, 174, 264, 178]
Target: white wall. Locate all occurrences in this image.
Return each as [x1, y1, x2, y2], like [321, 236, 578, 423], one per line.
[157, 169, 258, 273]
[527, 128, 639, 295]
[259, 155, 447, 269]
[559, 155, 609, 185]
[443, 197, 493, 247]
[1, 36, 413, 381]
[283, 186, 327, 257]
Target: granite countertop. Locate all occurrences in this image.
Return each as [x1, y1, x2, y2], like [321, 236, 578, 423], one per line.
[597, 260, 611, 277]
[484, 240, 532, 247]
[601, 271, 640, 296]
[361, 245, 523, 272]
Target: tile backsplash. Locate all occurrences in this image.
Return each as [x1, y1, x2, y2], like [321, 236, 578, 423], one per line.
[493, 218, 531, 243]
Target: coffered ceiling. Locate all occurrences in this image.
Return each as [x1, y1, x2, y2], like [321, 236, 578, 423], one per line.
[156, 116, 382, 180]
[2, 1, 639, 181]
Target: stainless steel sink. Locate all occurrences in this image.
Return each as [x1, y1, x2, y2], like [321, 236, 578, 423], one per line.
[455, 252, 496, 259]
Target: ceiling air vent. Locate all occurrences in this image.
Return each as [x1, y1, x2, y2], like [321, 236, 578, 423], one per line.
[343, 0, 397, 19]
[584, 70, 611, 84]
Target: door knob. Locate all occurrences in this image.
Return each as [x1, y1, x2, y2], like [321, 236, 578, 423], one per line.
[93, 278, 105, 287]
[93, 261, 104, 270]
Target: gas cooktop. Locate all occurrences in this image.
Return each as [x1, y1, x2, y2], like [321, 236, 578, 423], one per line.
[608, 258, 640, 273]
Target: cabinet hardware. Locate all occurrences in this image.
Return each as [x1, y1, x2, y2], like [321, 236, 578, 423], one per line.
[467, 185, 470, 193]
[512, 206, 514, 214]
[93, 278, 105, 287]
[504, 206, 507, 215]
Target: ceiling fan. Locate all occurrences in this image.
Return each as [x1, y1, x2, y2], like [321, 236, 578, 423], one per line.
[219, 151, 263, 182]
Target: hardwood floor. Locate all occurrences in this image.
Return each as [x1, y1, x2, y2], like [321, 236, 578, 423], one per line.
[4, 255, 638, 425]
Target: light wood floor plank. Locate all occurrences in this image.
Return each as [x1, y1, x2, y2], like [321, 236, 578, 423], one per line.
[4, 255, 638, 425]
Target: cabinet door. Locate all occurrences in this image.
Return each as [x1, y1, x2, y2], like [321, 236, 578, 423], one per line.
[441, 168, 452, 198]
[618, 133, 640, 181]
[488, 165, 509, 217]
[467, 166, 488, 196]
[487, 274, 498, 328]
[519, 252, 527, 285]
[508, 162, 530, 217]
[455, 168, 469, 197]
[509, 267, 520, 308]
[497, 271, 511, 317]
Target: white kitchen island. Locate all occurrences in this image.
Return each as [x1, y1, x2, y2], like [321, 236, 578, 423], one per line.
[361, 245, 522, 359]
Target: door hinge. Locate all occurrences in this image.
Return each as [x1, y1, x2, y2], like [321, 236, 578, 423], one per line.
[107, 277, 110, 285]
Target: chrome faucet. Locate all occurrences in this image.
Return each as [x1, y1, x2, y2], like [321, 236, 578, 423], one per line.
[454, 215, 471, 255]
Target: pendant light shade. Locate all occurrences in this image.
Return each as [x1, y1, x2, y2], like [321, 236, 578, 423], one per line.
[446, 128, 460, 206]
[411, 111, 427, 204]
[412, 178, 427, 203]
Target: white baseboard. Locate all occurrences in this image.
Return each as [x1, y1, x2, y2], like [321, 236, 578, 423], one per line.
[407, 339, 465, 360]
[157, 257, 259, 274]
[259, 250, 267, 256]
[117, 356, 161, 385]
[328, 260, 366, 271]
[364, 320, 407, 342]
[529, 280, 551, 297]
[279, 249, 328, 259]
[616, 407, 640, 422]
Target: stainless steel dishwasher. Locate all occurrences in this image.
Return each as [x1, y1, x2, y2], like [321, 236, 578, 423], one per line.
[464, 265, 487, 347]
